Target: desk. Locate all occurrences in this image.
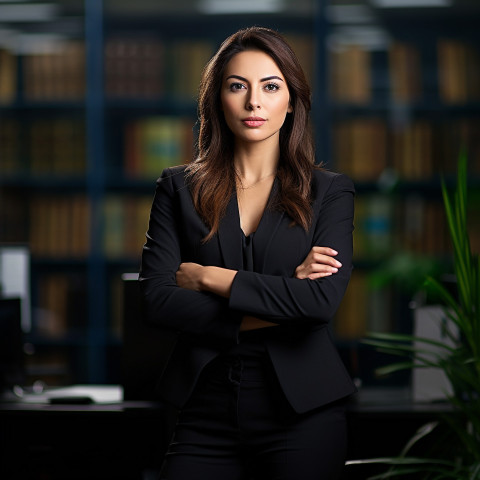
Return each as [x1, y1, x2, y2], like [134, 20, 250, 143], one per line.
[0, 395, 170, 480]
[1, 387, 451, 480]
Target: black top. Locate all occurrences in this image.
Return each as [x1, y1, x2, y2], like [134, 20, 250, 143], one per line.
[242, 232, 254, 271]
[228, 231, 268, 355]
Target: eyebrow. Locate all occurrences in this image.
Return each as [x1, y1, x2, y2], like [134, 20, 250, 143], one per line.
[225, 74, 284, 83]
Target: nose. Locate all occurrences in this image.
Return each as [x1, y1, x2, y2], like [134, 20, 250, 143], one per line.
[246, 91, 261, 110]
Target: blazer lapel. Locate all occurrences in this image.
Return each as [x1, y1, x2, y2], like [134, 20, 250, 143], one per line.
[217, 192, 244, 270]
[252, 178, 285, 273]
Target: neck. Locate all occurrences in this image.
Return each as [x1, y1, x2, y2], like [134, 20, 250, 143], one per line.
[233, 140, 279, 183]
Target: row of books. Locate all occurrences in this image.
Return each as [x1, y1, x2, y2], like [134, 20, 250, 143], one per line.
[329, 38, 480, 104]
[333, 117, 480, 182]
[4, 189, 473, 266]
[0, 118, 86, 176]
[353, 194, 451, 262]
[29, 195, 90, 258]
[1, 37, 212, 103]
[105, 34, 314, 100]
[337, 197, 480, 340]
[5, 36, 477, 105]
[22, 194, 152, 259]
[124, 116, 194, 179]
[1, 193, 148, 260]
[23, 42, 86, 101]
[0, 115, 192, 179]
[105, 37, 215, 100]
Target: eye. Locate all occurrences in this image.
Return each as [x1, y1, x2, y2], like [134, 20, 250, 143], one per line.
[229, 82, 246, 92]
[264, 82, 280, 92]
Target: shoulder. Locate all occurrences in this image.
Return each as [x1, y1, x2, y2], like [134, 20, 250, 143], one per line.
[311, 167, 355, 196]
[157, 164, 188, 184]
[155, 165, 190, 192]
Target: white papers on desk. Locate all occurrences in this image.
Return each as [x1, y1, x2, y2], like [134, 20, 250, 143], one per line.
[19, 385, 123, 404]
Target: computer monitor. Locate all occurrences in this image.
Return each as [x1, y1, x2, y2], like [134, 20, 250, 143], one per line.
[0, 297, 25, 392]
[0, 245, 31, 332]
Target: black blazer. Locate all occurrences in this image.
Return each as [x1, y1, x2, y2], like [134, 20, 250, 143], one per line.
[139, 165, 356, 414]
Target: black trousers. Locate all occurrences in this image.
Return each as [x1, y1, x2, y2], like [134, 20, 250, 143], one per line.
[159, 352, 348, 480]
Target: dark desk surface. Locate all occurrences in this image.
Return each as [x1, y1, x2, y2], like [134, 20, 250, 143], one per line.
[0, 385, 454, 480]
[0, 384, 452, 411]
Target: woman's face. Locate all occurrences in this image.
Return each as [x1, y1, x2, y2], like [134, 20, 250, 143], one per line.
[220, 49, 292, 148]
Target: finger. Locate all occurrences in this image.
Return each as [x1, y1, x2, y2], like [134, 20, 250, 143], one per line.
[309, 264, 338, 274]
[307, 272, 333, 280]
[312, 253, 342, 267]
[311, 246, 338, 256]
[296, 264, 338, 280]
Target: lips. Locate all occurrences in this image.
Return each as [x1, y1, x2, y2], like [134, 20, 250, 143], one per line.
[242, 116, 266, 127]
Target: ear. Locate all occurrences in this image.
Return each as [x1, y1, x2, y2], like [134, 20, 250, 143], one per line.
[287, 103, 293, 113]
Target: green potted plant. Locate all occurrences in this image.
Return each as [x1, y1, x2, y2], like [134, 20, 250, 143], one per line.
[347, 151, 480, 479]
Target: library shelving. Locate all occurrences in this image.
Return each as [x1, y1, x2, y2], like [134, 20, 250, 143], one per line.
[326, 0, 480, 387]
[0, 0, 319, 386]
[1, 0, 479, 388]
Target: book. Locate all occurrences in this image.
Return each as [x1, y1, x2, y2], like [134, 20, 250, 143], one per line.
[335, 270, 368, 339]
[124, 116, 194, 179]
[103, 195, 152, 259]
[437, 39, 480, 104]
[284, 34, 314, 87]
[334, 118, 387, 181]
[330, 44, 371, 104]
[391, 120, 433, 180]
[167, 40, 214, 100]
[0, 191, 28, 243]
[0, 48, 17, 104]
[400, 196, 448, 256]
[104, 37, 164, 98]
[353, 193, 394, 261]
[389, 42, 422, 103]
[0, 119, 21, 174]
[34, 272, 88, 339]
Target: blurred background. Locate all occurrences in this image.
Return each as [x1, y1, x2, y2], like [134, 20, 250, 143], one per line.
[0, 0, 479, 390]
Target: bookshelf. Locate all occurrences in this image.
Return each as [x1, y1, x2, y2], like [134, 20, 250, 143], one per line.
[1, 0, 479, 388]
[327, 0, 480, 387]
[0, 0, 318, 386]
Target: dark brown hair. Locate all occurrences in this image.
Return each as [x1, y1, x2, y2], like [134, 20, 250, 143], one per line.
[186, 26, 318, 241]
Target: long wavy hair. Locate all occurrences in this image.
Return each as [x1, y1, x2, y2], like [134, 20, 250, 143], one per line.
[186, 26, 318, 242]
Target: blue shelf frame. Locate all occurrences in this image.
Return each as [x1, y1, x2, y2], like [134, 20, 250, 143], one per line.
[85, 0, 107, 384]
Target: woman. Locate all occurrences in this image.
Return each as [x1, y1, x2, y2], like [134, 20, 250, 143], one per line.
[139, 26, 356, 480]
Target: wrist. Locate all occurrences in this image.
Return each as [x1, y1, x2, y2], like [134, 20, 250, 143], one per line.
[200, 265, 212, 291]
[201, 266, 237, 298]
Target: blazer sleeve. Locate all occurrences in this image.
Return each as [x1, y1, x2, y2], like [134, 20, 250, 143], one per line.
[139, 168, 242, 345]
[228, 173, 354, 326]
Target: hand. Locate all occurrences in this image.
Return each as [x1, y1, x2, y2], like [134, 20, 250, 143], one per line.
[176, 263, 237, 298]
[176, 262, 204, 291]
[294, 246, 342, 280]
